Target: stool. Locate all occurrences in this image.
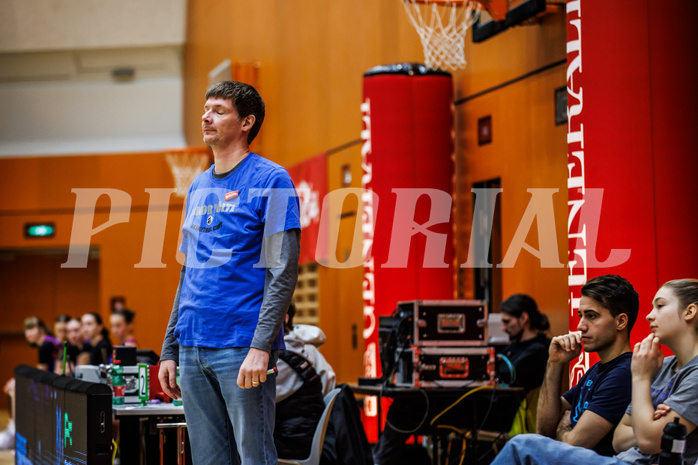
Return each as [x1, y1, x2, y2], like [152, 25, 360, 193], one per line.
[157, 422, 187, 465]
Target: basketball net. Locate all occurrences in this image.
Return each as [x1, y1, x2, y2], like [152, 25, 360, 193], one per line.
[165, 148, 211, 197]
[402, 0, 482, 71]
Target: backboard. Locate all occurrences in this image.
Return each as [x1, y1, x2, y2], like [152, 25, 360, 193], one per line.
[472, 0, 547, 43]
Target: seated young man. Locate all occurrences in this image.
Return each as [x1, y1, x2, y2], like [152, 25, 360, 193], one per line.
[536, 274, 639, 455]
[490, 278, 698, 465]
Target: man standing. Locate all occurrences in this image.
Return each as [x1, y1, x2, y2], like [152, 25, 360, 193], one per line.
[159, 81, 301, 465]
[535, 274, 639, 456]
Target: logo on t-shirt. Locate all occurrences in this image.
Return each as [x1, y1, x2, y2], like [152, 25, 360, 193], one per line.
[193, 202, 236, 216]
[190, 221, 222, 233]
[651, 381, 674, 407]
[572, 379, 594, 423]
[225, 191, 239, 201]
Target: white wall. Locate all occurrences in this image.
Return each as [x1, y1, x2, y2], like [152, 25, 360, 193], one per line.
[0, 76, 185, 156]
[0, 0, 187, 157]
[0, 0, 186, 52]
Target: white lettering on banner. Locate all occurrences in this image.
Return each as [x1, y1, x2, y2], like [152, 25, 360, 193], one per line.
[363, 257, 376, 339]
[360, 98, 378, 417]
[363, 342, 378, 416]
[296, 181, 320, 229]
[567, 0, 589, 384]
[361, 189, 376, 260]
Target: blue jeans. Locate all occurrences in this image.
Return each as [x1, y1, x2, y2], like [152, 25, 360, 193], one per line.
[491, 434, 629, 465]
[180, 346, 278, 465]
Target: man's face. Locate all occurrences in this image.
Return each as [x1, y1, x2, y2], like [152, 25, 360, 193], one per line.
[67, 320, 83, 346]
[501, 313, 524, 342]
[577, 295, 621, 353]
[201, 97, 245, 149]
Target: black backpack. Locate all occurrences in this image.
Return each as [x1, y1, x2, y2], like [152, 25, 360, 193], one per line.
[321, 384, 374, 465]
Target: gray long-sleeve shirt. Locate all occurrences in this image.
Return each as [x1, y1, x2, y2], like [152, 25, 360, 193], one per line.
[160, 228, 300, 363]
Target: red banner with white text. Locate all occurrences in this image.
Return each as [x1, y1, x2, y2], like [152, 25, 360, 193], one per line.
[566, 0, 698, 383]
[361, 65, 455, 441]
[287, 153, 328, 265]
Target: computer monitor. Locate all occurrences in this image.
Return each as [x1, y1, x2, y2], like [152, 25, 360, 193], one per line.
[14, 365, 113, 464]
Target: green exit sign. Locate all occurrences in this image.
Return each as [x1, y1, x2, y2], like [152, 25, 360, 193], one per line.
[25, 223, 55, 238]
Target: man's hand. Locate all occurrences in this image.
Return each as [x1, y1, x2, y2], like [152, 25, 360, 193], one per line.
[632, 334, 663, 382]
[158, 360, 181, 399]
[653, 404, 671, 420]
[549, 332, 583, 364]
[237, 348, 270, 389]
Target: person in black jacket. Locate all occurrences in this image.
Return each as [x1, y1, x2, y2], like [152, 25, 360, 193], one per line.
[498, 294, 551, 392]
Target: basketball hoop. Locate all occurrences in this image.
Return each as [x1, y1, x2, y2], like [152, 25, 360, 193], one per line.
[401, 0, 483, 71]
[165, 148, 211, 197]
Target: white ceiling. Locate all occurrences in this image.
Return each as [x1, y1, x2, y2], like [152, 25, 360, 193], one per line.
[0, 0, 188, 157]
[0, 0, 186, 52]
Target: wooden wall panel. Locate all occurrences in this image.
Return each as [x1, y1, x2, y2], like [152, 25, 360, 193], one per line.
[0, 2, 571, 396]
[183, 0, 424, 168]
[0, 252, 99, 409]
[455, 11, 569, 337]
[0, 153, 184, 403]
[180, 0, 425, 384]
[180, 1, 570, 382]
[320, 147, 365, 385]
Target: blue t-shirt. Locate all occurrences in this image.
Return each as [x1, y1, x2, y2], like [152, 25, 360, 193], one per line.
[175, 153, 301, 350]
[562, 352, 632, 456]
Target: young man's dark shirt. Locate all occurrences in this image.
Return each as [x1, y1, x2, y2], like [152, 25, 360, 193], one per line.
[561, 352, 632, 456]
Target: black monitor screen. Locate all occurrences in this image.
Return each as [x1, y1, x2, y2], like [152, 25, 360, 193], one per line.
[14, 365, 112, 465]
